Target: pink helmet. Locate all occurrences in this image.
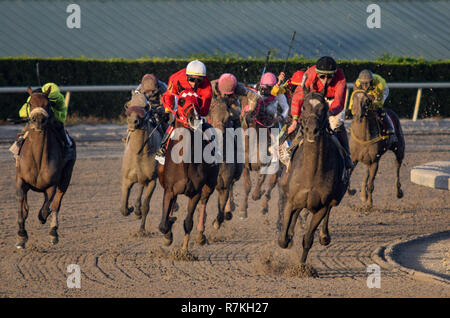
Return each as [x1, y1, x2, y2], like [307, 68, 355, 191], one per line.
[218, 73, 237, 94]
[260, 72, 277, 86]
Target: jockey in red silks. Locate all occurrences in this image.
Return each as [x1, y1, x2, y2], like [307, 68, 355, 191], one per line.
[288, 56, 353, 171]
[155, 60, 212, 164]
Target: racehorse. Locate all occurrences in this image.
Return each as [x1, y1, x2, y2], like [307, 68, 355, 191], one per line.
[348, 89, 405, 207]
[278, 86, 347, 264]
[15, 86, 76, 248]
[239, 94, 282, 219]
[121, 92, 162, 234]
[158, 90, 219, 251]
[207, 94, 243, 229]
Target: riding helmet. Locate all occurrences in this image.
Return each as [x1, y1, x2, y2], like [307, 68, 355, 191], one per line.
[316, 56, 337, 74]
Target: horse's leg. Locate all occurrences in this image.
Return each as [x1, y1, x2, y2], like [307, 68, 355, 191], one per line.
[224, 183, 236, 218]
[16, 179, 30, 248]
[38, 186, 56, 225]
[197, 183, 215, 245]
[134, 183, 144, 219]
[261, 170, 280, 215]
[347, 160, 358, 196]
[361, 164, 370, 203]
[48, 187, 66, 245]
[213, 187, 230, 230]
[367, 161, 379, 207]
[319, 207, 332, 246]
[239, 166, 251, 219]
[393, 146, 404, 199]
[139, 180, 157, 235]
[120, 178, 135, 216]
[48, 159, 75, 245]
[300, 206, 329, 264]
[159, 191, 177, 246]
[251, 173, 266, 201]
[278, 199, 300, 249]
[183, 193, 202, 251]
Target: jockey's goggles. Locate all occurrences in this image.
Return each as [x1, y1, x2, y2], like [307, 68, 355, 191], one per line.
[318, 74, 334, 80]
[187, 76, 204, 84]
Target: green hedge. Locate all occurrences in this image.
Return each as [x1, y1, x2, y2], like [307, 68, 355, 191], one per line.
[1, 57, 449, 120]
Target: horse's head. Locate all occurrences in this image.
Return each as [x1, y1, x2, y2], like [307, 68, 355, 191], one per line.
[209, 96, 235, 132]
[176, 90, 201, 131]
[351, 90, 371, 122]
[124, 92, 149, 131]
[301, 87, 329, 143]
[27, 86, 51, 131]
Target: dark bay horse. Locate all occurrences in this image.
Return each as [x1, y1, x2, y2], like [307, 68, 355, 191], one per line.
[239, 95, 282, 219]
[158, 91, 219, 251]
[121, 92, 162, 234]
[207, 95, 243, 229]
[278, 88, 347, 264]
[15, 87, 76, 248]
[348, 90, 405, 207]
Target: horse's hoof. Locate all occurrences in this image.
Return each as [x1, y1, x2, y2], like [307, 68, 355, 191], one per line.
[251, 190, 265, 201]
[397, 189, 404, 199]
[225, 212, 233, 221]
[38, 212, 47, 225]
[239, 211, 247, 220]
[213, 219, 221, 230]
[227, 201, 236, 212]
[15, 242, 26, 249]
[348, 188, 356, 196]
[50, 236, 59, 245]
[163, 232, 173, 246]
[320, 235, 331, 246]
[121, 207, 134, 217]
[278, 236, 292, 249]
[197, 233, 207, 246]
[134, 208, 142, 219]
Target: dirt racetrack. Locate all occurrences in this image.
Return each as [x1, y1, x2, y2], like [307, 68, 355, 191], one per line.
[0, 129, 449, 298]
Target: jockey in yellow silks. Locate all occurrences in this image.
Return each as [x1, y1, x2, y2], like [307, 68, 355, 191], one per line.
[349, 70, 397, 142]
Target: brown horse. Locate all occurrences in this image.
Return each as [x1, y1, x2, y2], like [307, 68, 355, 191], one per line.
[348, 90, 405, 207]
[239, 95, 282, 219]
[207, 94, 243, 229]
[278, 88, 347, 264]
[158, 91, 219, 251]
[15, 87, 76, 248]
[121, 93, 162, 234]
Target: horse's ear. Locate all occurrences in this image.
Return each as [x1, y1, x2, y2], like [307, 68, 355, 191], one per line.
[27, 86, 33, 95]
[178, 98, 185, 107]
[131, 90, 135, 96]
[302, 84, 310, 96]
[124, 101, 130, 110]
[320, 81, 329, 97]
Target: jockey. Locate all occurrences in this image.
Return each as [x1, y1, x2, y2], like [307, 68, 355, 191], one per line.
[256, 72, 290, 124]
[349, 69, 397, 143]
[132, 73, 168, 132]
[11, 82, 73, 160]
[155, 60, 212, 164]
[289, 56, 353, 171]
[134, 73, 168, 110]
[271, 70, 305, 104]
[210, 73, 260, 128]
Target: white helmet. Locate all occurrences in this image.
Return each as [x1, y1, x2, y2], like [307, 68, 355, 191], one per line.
[186, 60, 206, 77]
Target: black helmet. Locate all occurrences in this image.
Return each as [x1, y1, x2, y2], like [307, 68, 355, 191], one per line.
[316, 56, 337, 74]
[358, 69, 374, 84]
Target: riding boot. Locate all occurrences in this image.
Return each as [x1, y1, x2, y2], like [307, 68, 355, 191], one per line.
[155, 125, 173, 165]
[335, 125, 354, 170]
[9, 124, 29, 161]
[54, 122, 74, 161]
[381, 110, 398, 144]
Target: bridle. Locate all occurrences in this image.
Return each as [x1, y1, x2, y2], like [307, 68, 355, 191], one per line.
[352, 89, 372, 120]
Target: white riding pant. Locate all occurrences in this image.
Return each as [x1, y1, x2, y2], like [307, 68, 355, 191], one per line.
[326, 99, 346, 130]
